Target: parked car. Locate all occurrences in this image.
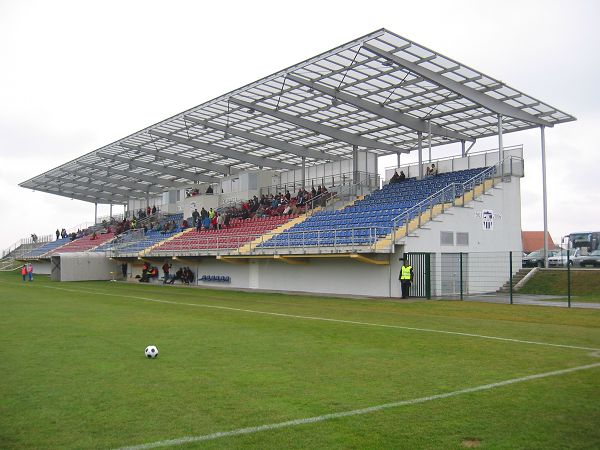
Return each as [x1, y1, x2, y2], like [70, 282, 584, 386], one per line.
[573, 249, 600, 267]
[548, 248, 580, 267]
[522, 249, 559, 268]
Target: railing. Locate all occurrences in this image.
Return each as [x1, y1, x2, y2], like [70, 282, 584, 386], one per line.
[390, 156, 521, 246]
[2, 235, 54, 259]
[261, 171, 380, 197]
[384, 145, 524, 181]
[146, 225, 387, 257]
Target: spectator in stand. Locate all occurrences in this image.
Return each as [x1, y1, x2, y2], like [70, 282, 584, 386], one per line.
[216, 213, 224, 230]
[131, 217, 137, 229]
[195, 217, 202, 232]
[211, 215, 218, 230]
[285, 190, 291, 202]
[206, 185, 214, 194]
[56, 229, 60, 240]
[224, 213, 231, 228]
[21, 264, 27, 282]
[202, 216, 211, 230]
[200, 207, 208, 220]
[91, 231, 98, 240]
[146, 206, 152, 216]
[61, 228, 67, 239]
[430, 163, 438, 176]
[192, 208, 199, 225]
[399, 170, 406, 181]
[311, 186, 317, 197]
[208, 208, 215, 219]
[152, 205, 157, 215]
[182, 219, 189, 229]
[390, 170, 400, 184]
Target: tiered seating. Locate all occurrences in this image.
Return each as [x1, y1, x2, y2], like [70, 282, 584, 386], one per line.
[48, 232, 116, 254]
[22, 238, 71, 259]
[102, 213, 184, 254]
[263, 168, 488, 248]
[152, 215, 296, 253]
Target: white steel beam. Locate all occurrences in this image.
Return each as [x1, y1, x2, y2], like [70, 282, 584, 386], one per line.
[119, 143, 236, 176]
[286, 73, 474, 143]
[230, 97, 403, 154]
[149, 130, 296, 170]
[96, 152, 217, 183]
[184, 115, 343, 162]
[75, 161, 183, 188]
[362, 43, 552, 127]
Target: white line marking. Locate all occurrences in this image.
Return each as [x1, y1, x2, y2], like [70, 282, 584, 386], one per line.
[31, 284, 600, 352]
[115, 361, 600, 449]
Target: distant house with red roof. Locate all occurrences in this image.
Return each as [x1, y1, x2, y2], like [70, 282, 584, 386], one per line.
[522, 231, 556, 254]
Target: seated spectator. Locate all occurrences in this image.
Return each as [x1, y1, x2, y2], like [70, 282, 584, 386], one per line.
[399, 170, 406, 181]
[206, 185, 214, 194]
[182, 219, 189, 229]
[430, 163, 438, 176]
[390, 170, 400, 184]
[426, 165, 432, 176]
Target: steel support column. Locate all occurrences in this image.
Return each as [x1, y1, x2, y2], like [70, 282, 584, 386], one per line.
[417, 132, 423, 179]
[301, 156, 306, 189]
[541, 126, 549, 268]
[461, 140, 466, 157]
[352, 145, 358, 184]
[94, 202, 98, 225]
[427, 120, 432, 163]
[498, 114, 504, 166]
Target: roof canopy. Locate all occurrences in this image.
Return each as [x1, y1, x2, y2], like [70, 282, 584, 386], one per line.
[20, 28, 575, 204]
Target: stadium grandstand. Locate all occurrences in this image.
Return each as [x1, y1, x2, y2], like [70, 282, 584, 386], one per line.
[7, 28, 575, 296]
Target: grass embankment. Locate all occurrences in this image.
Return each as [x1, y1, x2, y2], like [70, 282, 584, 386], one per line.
[518, 269, 600, 302]
[1, 272, 599, 449]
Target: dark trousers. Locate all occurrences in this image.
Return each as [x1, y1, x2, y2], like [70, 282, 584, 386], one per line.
[401, 280, 411, 299]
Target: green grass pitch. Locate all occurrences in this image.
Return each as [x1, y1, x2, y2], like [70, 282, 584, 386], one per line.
[1, 271, 599, 449]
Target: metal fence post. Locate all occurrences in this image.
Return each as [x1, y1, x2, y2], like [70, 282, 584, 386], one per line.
[459, 252, 463, 300]
[567, 249, 571, 308]
[425, 253, 431, 299]
[509, 251, 513, 305]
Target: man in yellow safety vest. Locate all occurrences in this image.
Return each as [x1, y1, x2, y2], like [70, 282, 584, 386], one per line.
[399, 258, 414, 299]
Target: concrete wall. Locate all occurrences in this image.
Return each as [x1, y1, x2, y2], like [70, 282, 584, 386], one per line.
[403, 176, 522, 294]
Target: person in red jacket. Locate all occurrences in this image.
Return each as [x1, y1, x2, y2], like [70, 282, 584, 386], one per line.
[21, 265, 27, 282]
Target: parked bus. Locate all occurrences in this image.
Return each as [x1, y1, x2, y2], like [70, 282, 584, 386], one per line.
[567, 232, 600, 255]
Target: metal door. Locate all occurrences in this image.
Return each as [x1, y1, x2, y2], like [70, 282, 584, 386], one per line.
[405, 252, 431, 299]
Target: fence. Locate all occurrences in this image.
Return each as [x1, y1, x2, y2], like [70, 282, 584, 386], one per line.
[414, 250, 598, 308]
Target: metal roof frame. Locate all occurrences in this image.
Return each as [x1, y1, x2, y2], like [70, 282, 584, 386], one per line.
[20, 28, 575, 203]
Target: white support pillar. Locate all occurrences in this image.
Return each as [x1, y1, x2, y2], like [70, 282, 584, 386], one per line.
[396, 152, 401, 169]
[301, 156, 306, 189]
[94, 202, 98, 225]
[417, 132, 423, 179]
[109, 203, 113, 219]
[427, 120, 432, 163]
[461, 140, 466, 157]
[352, 145, 359, 184]
[498, 114, 504, 166]
[541, 125, 549, 268]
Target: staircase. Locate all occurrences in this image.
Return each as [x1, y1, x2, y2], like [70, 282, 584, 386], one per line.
[496, 268, 533, 293]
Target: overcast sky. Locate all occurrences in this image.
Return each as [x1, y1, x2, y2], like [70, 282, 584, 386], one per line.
[1, 0, 598, 252]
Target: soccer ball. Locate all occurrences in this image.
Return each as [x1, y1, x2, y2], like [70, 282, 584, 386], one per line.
[144, 345, 159, 359]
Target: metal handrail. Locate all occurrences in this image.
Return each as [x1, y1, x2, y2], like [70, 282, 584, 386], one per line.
[391, 157, 520, 244]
